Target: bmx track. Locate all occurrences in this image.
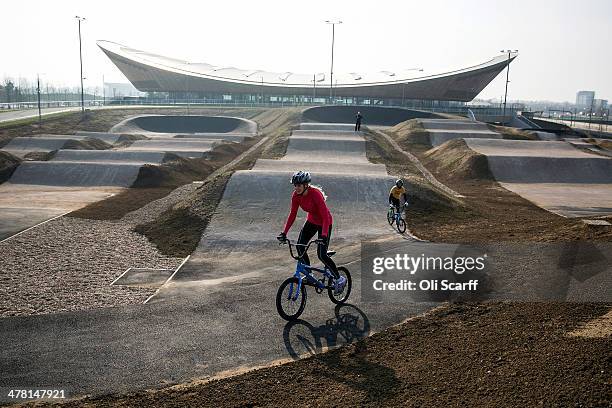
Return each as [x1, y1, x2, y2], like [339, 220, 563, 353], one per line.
[465, 139, 612, 217]
[156, 122, 400, 295]
[0, 119, 435, 403]
[419, 119, 501, 146]
[0, 108, 609, 403]
[0, 115, 257, 240]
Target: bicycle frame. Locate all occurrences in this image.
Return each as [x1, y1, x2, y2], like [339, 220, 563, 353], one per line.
[282, 239, 335, 301]
[389, 206, 403, 222]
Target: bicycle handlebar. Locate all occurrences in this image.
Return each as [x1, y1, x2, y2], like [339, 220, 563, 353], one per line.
[278, 238, 323, 261]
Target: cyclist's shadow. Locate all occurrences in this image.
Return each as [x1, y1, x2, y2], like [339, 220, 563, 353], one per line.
[282, 304, 399, 403]
[283, 304, 371, 360]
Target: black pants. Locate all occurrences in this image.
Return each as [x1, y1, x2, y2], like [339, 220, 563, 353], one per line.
[355, 121, 361, 131]
[297, 221, 339, 279]
[389, 196, 401, 211]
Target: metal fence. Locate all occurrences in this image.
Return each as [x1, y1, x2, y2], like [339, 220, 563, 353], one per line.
[0, 98, 522, 120]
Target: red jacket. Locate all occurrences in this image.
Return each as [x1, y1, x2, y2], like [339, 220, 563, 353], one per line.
[283, 187, 333, 236]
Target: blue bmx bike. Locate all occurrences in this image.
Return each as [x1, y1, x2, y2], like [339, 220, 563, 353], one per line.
[387, 204, 407, 233]
[276, 238, 352, 321]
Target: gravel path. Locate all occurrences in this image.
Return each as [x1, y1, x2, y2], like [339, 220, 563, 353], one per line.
[0, 217, 183, 317]
[1, 131, 272, 318]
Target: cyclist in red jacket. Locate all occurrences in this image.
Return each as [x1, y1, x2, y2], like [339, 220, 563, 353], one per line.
[277, 171, 346, 294]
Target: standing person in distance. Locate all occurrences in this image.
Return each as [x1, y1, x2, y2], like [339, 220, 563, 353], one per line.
[355, 111, 363, 132]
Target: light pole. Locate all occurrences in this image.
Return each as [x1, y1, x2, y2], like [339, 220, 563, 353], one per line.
[500, 49, 517, 124]
[75, 16, 86, 114]
[184, 63, 190, 115]
[102, 74, 105, 106]
[36, 74, 42, 124]
[325, 20, 342, 103]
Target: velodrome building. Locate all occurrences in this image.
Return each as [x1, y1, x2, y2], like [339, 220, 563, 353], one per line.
[97, 40, 516, 105]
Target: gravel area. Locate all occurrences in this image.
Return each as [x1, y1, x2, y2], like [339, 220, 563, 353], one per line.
[0, 217, 183, 317]
[120, 183, 200, 225]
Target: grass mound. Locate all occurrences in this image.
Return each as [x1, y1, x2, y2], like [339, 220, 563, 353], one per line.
[0, 150, 21, 183]
[423, 139, 493, 181]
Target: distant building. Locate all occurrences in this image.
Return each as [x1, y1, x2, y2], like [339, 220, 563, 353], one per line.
[593, 99, 608, 114]
[576, 91, 595, 109]
[98, 40, 517, 104]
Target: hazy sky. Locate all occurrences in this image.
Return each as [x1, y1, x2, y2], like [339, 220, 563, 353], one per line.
[2, 0, 610, 102]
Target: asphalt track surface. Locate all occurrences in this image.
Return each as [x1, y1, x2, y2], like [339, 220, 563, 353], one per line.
[302, 106, 441, 125]
[0, 122, 438, 403]
[0, 185, 120, 241]
[122, 139, 219, 158]
[419, 119, 501, 146]
[111, 114, 257, 136]
[1, 137, 83, 158]
[465, 139, 612, 217]
[74, 131, 123, 144]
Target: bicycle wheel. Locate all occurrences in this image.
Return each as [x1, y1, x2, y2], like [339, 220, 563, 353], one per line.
[276, 277, 307, 321]
[387, 208, 394, 225]
[328, 267, 352, 304]
[397, 217, 407, 233]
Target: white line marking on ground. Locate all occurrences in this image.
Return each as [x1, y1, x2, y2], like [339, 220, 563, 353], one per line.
[0, 211, 72, 244]
[110, 267, 132, 286]
[143, 255, 191, 304]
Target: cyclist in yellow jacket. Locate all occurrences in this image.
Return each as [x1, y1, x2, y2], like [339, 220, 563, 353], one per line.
[389, 179, 408, 212]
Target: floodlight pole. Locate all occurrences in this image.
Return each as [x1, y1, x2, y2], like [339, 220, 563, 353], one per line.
[501, 49, 517, 124]
[325, 20, 342, 103]
[313, 74, 316, 101]
[37, 74, 42, 124]
[76, 16, 86, 115]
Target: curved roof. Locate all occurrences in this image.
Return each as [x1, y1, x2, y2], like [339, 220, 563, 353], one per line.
[98, 40, 517, 101]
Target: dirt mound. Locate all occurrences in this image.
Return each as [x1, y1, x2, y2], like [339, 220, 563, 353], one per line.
[488, 124, 538, 140]
[387, 119, 431, 146]
[0, 150, 21, 183]
[404, 175, 465, 213]
[423, 139, 493, 181]
[114, 134, 149, 147]
[586, 138, 612, 150]
[63, 138, 112, 150]
[22, 150, 56, 161]
[132, 156, 215, 188]
[68, 187, 175, 221]
[134, 207, 206, 257]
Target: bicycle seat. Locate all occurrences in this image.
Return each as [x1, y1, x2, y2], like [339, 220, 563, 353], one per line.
[327, 251, 336, 257]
